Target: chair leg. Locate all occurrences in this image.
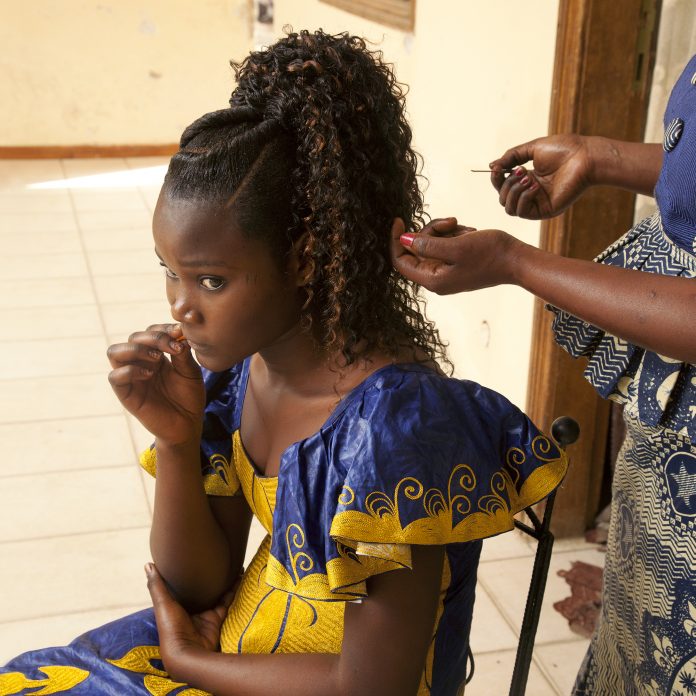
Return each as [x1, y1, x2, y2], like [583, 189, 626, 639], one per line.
[508, 524, 555, 695]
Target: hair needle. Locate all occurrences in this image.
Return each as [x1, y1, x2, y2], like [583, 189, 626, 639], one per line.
[470, 168, 513, 173]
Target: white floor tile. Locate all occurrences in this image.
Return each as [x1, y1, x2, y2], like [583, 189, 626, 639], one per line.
[0, 466, 150, 542]
[80, 227, 153, 251]
[0, 415, 135, 477]
[72, 190, 149, 212]
[0, 605, 147, 665]
[466, 649, 558, 696]
[245, 518, 269, 569]
[0, 191, 72, 213]
[61, 158, 129, 177]
[0, 277, 95, 308]
[2, 229, 83, 255]
[0, 337, 108, 379]
[0, 160, 65, 192]
[93, 273, 164, 303]
[0, 528, 152, 622]
[129, 415, 155, 456]
[470, 584, 519, 654]
[87, 248, 160, 276]
[100, 300, 172, 339]
[535, 639, 589, 694]
[1, 305, 102, 341]
[0, 211, 77, 233]
[0, 374, 121, 423]
[477, 547, 606, 646]
[76, 209, 152, 231]
[0, 252, 88, 279]
[125, 157, 170, 169]
[480, 528, 535, 562]
[140, 187, 162, 211]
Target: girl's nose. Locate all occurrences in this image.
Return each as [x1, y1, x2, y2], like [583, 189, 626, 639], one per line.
[169, 292, 201, 324]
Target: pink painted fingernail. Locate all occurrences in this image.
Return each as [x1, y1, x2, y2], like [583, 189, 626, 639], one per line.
[514, 167, 525, 177]
[400, 233, 416, 247]
[529, 182, 539, 191]
[520, 176, 530, 186]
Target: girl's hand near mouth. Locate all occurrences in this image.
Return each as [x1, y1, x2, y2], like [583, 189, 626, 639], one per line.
[107, 323, 205, 446]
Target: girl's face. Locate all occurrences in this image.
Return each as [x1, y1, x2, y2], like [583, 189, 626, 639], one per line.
[153, 195, 304, 371]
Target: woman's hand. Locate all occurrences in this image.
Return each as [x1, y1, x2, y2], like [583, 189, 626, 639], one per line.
[391, 217, 523, 294]
[145, 563, 236, 679]
[107, 324, 205, 445]
[490, 134, 594, 219]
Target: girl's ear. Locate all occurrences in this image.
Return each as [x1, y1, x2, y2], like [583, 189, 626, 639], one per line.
[287, 231, 314, 287]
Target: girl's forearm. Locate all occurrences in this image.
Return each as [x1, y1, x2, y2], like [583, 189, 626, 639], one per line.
[150, 439, 233, 611]
[588, 137, 663, 196]
[173, 649, 340, 696]
[512, 243, 696, 364]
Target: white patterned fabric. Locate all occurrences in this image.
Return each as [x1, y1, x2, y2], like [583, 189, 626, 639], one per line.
[553, 53, 696, 696]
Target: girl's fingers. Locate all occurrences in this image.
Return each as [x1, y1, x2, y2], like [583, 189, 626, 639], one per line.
[106, 341, 165, 369]
[108, 364, 156, 388]
[145, 563, 177, 615]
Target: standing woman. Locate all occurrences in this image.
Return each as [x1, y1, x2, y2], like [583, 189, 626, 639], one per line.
[393, 56, 696, 695]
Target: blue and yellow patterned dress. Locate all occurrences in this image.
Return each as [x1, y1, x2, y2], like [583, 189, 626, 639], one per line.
[0, 361, 567, 696]
[552, 56, 696, 696]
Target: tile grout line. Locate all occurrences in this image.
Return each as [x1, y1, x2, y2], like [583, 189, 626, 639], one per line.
[0, 461, 141, 481]
[0, 604, 149, 628]
[0, 523, 151, 547]
[59, 156, 157, 540]
[476, 570, 564, 695]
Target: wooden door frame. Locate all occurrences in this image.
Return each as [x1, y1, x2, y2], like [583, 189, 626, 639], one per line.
[527, 0, 661, 537]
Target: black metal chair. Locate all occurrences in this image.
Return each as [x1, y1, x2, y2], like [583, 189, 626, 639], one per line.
[462, 415, 580, 695]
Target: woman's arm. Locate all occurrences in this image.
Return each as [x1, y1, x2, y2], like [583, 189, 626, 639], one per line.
[147, 544, 446, 696]
[489, 136, 663, 219]
[392, 222, 696, 364]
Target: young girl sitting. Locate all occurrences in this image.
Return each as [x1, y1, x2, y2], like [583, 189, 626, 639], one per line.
[0, 30, 566, 696]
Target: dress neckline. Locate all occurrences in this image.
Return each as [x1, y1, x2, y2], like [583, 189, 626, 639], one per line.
[234, 356, 437, 480]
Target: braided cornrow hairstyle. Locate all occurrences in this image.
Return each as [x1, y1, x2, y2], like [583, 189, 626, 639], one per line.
[163, 28, 449, 369]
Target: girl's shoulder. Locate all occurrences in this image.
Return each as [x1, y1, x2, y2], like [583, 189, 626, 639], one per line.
[322, 361, 529, 449]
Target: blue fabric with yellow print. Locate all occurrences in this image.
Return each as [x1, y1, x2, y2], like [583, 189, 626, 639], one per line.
[0, 361, 567, 696]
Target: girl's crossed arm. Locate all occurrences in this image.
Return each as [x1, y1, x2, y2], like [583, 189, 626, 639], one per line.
[107, 323, 251, 612]
[146, 544, 445, 696]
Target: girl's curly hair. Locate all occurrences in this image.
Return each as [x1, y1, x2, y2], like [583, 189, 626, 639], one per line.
[163, 29, 449, 369]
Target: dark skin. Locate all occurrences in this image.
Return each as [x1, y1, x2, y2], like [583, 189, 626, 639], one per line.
[391, 134, 696, 365]
[107, 193, 445, 696]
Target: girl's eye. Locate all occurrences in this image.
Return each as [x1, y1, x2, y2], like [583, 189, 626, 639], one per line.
[200, 277, 225, 291]
[159, 262, 177, 279]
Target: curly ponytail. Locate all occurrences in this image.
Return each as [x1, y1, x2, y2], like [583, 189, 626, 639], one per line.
[164, 29, 449, 369]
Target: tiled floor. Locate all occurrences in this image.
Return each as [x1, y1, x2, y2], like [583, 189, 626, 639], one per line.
[0, 158, 603, 694]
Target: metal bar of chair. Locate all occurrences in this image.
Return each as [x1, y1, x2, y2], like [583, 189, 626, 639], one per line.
[508, 416, 579, 696]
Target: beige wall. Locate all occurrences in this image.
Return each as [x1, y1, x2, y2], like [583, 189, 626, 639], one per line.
[272, 1, 559, 407]
[4, 1, 560, 408]
[1, 1, 252, 145]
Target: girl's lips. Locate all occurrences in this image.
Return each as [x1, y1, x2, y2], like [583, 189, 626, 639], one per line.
[185, 339, 211, 354]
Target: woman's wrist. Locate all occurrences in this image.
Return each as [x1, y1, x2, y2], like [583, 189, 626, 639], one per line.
[502, 234, 536, 288]
[585, 136, 661, 195]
